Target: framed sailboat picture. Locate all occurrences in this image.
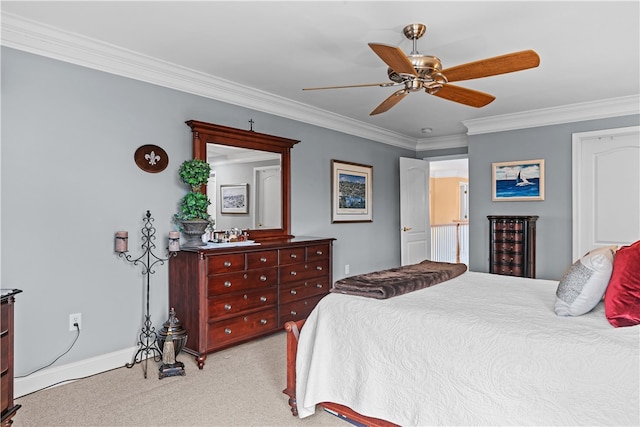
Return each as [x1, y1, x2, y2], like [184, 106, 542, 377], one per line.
[492, 159, 545, 201]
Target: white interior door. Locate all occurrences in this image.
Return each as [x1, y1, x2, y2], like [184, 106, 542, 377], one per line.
[254, 166, 281, 229]
[572, 126, 640, 259]
[400, 157, 430, 265]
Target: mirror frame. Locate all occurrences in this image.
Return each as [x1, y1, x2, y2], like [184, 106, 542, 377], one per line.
[186, 120, 299, 241]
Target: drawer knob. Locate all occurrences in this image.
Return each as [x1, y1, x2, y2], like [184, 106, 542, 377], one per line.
[290, 254, 297, 259]
[290, 310, 297, 316]
[260, 275, 267, 282]
[316, 266, 323, 271]
[316, 283, 323, 288]
[316, 250, 323, 255]
[290, 271, 297, 276]
[290, 289, 297, 295]
[223, 261, 232, 267]
[260, 257, 267, 263]
[224, 281, 232, 288]
[260, 296, 267, 302]
[224, 328, 232, 334]
[224, 304, 232, 311]
[260, 319, 268, 325]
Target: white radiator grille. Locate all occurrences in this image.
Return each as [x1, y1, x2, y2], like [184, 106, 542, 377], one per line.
[431, 223, 469, 265]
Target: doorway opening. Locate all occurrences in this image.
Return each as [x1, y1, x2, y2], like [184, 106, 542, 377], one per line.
[428, 157, 469, 265]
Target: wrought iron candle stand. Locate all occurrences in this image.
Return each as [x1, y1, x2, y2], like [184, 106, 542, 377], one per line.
[115, 210, 177, 378]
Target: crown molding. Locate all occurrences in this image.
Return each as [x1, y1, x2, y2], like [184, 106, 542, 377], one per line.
[0, 12, 417, 151]
[463, 95, 640, 135]
[3, 12, 638, 149]
[416, 134, 468, 151]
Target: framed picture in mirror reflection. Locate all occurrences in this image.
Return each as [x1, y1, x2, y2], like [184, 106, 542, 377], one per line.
[221, 184, 249, 214]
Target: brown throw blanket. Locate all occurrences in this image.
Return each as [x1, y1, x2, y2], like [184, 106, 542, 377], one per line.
[331, 260, 467, 299]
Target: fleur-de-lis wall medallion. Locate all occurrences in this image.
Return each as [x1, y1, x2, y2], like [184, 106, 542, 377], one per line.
[134, 145, 169, 173]
[144, 151, 161, 165]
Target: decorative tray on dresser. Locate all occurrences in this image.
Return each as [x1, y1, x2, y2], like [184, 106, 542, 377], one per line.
[168, 236, 334, 368]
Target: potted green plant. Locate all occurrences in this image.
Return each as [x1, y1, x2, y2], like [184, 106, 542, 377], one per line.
[174, 158, 213, 247]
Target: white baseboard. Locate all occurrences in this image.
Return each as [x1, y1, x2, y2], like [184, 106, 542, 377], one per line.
[14, 346, 138, 398]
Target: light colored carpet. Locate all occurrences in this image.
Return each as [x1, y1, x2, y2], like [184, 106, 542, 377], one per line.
[14, 331, 344, 427]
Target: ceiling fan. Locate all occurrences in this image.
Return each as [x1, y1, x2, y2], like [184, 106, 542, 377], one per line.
[303, 23, 540, 115]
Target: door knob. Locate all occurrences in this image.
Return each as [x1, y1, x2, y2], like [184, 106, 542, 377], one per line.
[402, 227, 412, 232]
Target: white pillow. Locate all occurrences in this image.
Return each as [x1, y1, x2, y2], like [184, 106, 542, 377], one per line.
[554, 245, 617, 316]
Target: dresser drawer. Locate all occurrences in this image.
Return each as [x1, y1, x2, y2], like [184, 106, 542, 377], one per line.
[279, 278, 329, 305]
[208, 288, 277, 319]
[492, 264, 524, 276]
[306, 244, 330, 261]
[208, 308, 277, 349]
[494, 221, 524, 231]
[279, 247, 305, 265]
[206, 253, 246, 273]
[280, 294, 326, 324]
[493, 231, 523, 242]
[492, 242, 523, 253]
[247, 250, 278, 269]
[207, 267, 278, 295]
[280, 259, 329, 284]
[494, 253, 524, 264]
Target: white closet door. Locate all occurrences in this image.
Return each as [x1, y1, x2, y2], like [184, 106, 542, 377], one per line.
[572, 126, 640, 259]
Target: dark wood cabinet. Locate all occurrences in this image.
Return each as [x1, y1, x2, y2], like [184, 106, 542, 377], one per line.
[1, 289, 21, 427]
[488, 215, 538, 278]
[169, 237, 333, 368]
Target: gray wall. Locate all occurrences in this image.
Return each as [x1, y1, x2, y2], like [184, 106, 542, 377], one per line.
[468, 116, 639, 280]
[1, 47, 414, 374]
[4, 46, 638, 376]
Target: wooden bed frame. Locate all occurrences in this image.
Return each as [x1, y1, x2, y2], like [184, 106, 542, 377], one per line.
[283, 320, 399, 427]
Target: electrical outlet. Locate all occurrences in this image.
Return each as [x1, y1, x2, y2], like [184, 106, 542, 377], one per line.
[69, 313, 81, 331]
[345, 264, 350, 274]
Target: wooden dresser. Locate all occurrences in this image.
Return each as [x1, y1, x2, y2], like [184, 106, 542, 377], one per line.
[169, 237, 333, 368]
[488, 215, 538, 278]
[1, 289, 21, 427]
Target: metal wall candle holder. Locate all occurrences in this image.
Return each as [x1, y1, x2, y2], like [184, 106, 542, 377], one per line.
[115, 210, 177, 378]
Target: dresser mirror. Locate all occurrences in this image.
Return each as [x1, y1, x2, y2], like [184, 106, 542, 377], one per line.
[187, 120, 299, 240]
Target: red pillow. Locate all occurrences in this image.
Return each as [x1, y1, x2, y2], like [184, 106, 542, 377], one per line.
[604, 240, 640, 327]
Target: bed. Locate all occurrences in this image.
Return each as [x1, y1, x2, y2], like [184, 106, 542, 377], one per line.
[283, 261, 640, 426]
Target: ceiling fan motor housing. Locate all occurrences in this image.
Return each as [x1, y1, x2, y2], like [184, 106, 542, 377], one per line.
[387, 55, 447, 93]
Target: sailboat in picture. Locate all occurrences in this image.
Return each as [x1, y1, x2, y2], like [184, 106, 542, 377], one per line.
[515, 170, 534, 186]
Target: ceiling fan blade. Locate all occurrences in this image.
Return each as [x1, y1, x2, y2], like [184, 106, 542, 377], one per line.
[432, 84, 496, 108]
[370, 90, 408, 115]
[303, 82, 395, 91]
[368, 43, 418, 76]
[442, 50, 540, 82]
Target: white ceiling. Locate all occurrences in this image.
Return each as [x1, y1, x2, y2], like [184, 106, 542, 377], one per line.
[2, 1, 639, 148]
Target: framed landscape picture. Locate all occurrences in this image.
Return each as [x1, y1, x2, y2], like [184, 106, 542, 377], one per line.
[220, 183, 249, 213]
[331, 159, 373, 223]
[492, 159, 545, 201]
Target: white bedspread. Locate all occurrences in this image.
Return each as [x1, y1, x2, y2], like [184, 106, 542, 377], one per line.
[296, 271, 639, 426]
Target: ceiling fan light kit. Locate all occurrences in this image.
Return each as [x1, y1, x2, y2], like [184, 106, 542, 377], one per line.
[303, 23, 540, 116]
